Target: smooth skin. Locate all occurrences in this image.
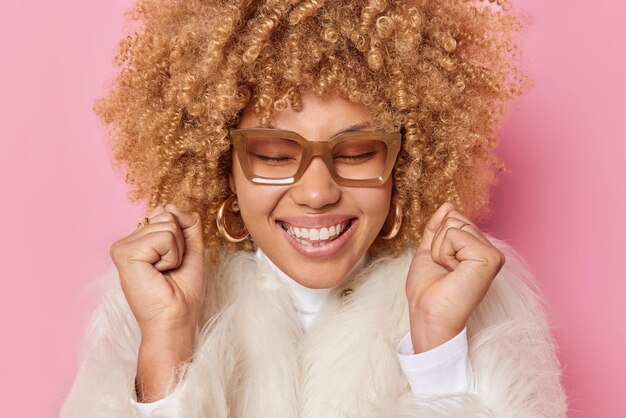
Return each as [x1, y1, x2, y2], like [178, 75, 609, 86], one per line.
[110, 90, 505, 402]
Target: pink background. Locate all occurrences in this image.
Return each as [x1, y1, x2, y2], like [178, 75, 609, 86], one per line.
[1, 0, 623, 416]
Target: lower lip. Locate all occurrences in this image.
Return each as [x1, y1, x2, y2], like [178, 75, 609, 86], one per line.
[279, 219, 358, 258]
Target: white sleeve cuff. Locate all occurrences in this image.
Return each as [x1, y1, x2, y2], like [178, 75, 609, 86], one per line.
[396, 326, 475, 396]
[129, 372, 178, 416]
[130, 397, 170, 415]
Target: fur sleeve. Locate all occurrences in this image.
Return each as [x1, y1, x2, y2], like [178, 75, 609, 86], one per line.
[369, 236, 568, 418]
[59, 268, 196, 418]
[463, 235, 568, 416]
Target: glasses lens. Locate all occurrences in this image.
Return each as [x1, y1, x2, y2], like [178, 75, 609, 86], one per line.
[332, 138, 389, 180]
[245, 135, 303, 179]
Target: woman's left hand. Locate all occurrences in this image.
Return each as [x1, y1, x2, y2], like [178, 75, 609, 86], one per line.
[405, 202, 505, 353]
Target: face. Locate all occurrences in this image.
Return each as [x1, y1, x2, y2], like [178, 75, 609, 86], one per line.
[229, 89, 393, 289]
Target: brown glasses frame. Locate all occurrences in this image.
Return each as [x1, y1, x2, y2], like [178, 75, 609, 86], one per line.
[230, 128, 402, 187]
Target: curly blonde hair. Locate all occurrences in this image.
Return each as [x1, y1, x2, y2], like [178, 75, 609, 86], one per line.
[94, 0, 531, 262]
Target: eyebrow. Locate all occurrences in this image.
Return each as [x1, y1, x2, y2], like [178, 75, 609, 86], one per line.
[253, 122, 372, 137]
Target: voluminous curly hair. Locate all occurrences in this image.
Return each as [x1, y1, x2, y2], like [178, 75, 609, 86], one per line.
[94, 0, 531, 262]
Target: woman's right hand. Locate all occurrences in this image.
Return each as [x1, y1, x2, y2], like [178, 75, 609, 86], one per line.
[110, 203, 206, 341]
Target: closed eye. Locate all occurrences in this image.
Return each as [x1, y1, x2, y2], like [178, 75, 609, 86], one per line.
[254, 154, 291, 161]
[335, 152, 377, 161]
[252, 154, 298, 164]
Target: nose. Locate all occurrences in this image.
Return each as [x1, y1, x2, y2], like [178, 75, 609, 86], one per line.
[290, 156, 341, 210]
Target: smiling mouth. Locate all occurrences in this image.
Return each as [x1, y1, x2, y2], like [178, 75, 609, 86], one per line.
[278, 219, 356, 247]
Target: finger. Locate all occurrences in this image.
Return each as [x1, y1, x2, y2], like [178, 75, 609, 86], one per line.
[431, 215, 461, 262]
[123, 230, 181, 274]
[431, 207, 492, 262]
[147, 205, 166, 219]
[442, 210, 491, 247]
[165, 204, 204, 254]
[439, 227, 498, 280]
[417, 201, 455, 252]
[431, 206, 476, 262]
[145, 211, 186, 266]
[454, 222, 491, 248]
[128, 220, 185, 268]
[132, 205, 165, 232]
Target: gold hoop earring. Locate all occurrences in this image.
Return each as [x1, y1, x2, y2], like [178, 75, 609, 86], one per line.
[216, 194, 249, 243]
[381, 202, 402, 240]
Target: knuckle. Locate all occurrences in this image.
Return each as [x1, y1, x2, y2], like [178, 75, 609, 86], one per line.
[150, 205, 164, 215]
[441, 224, 454, 237]
[498, 250, 506, 268]
[110, 242, 131, 264]
[109, 240, 126, 257]
[484, 253, 500, 265]
[162, 228, 178, 242]
[485, 249, 504, 267]
[449, 210, 463, 218]
[109, 242, 119, 258]
[443, 216, 457, 227]
[161, 211, 176, 221]
[164, 220, 180, 232]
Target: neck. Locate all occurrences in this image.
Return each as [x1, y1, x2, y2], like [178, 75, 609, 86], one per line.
[254, 248, 367, 330]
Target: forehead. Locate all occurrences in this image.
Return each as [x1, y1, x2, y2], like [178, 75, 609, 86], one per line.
[236, 89, 373, 139]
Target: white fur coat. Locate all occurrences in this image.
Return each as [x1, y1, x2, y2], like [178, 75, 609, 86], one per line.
[60, 234, 567, 417]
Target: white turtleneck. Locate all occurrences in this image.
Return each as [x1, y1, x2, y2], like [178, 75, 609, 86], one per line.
[131, 249, 474, 413]
[254, 247, 367, 332]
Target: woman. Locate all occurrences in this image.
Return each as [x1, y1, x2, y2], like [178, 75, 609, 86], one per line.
[61, 0, 567, 417]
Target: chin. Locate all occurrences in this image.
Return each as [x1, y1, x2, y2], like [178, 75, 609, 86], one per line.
[286, 262, 350, 289]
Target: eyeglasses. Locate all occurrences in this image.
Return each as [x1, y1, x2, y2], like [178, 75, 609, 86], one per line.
[230, 128, 402, 187]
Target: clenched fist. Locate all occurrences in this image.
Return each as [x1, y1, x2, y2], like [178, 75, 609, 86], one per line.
[406, 202, 505, 353]
[109, 203, 206, 341]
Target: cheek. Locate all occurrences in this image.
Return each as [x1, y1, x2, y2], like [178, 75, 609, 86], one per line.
[231, 159, 284, 228]
[353, 183, 393, 223]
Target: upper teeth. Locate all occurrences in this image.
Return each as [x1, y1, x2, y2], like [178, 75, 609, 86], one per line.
[281, 221, 349, 242]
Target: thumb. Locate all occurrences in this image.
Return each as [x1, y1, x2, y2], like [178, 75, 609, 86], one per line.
[165, 204, 205, 254]
[417, 202, 454, 252]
